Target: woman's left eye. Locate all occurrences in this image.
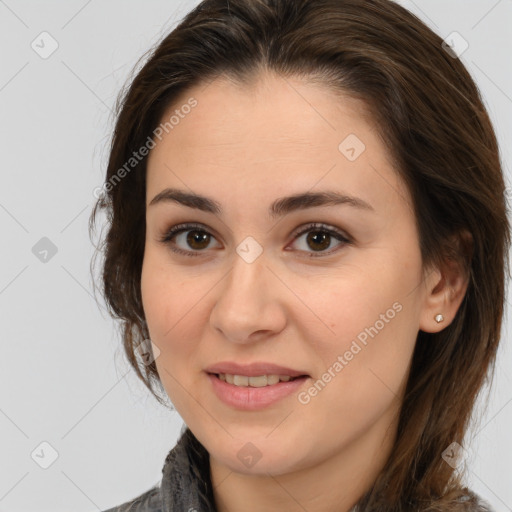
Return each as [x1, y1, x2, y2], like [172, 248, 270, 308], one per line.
[159, 222, 351, 258]
[290, 223, 351, 257]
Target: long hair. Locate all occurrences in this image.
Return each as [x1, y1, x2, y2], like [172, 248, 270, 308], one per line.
[89, 1, 510, 510]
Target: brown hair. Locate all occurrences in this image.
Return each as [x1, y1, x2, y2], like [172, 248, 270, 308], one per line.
[89, 0, 510, 510]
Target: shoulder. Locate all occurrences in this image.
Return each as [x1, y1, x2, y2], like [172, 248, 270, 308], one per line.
[351, 488, 496, 512]
[99, 426, 211, 512]
[457, 489, 495, 511]
[101, 483, 163, 512]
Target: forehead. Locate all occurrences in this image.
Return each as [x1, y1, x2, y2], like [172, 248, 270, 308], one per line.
[145, 72, 411, 216]
[152, 72, 372, 152]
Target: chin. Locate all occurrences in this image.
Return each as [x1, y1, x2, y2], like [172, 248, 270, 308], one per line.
[206, 432, 308, 476]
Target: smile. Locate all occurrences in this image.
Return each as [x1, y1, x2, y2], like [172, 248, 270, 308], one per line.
[216, 373, 298, 387]
[206, 372, 310, 410]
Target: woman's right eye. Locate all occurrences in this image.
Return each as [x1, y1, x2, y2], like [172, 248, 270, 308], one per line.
[159, 223, 221, 257]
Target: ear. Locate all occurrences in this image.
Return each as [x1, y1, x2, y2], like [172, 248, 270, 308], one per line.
[419, 231, 472, 333]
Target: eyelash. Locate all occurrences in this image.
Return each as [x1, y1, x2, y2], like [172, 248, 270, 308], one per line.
[158, 222, 352, 258]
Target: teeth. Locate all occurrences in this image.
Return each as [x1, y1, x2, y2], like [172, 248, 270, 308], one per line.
[218, 374, 296, 387]
[265, 375, 280, 385]
[233, 375, 249, 386]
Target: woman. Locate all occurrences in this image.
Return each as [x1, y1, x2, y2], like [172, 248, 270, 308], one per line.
[90, 0, 509, 510]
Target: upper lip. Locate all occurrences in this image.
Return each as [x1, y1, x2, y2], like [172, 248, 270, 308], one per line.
[205, 362, 309, 377]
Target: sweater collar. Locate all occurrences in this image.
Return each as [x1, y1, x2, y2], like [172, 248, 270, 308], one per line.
[161, 426, 217, 512]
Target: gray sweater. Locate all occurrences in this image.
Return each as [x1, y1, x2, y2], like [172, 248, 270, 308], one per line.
[101, 428, 495, 512]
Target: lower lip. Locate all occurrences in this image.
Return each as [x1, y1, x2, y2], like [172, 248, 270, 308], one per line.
[206, 373, 309, 410]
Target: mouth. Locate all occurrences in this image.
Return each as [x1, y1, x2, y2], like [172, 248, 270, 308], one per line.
[206, 371, 311, 410]
[204, 362, 311, 409]
[207, 372, 309, 387]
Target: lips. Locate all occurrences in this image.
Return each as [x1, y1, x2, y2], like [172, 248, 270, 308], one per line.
[204, 361, 310, 378]
[206, 372, 310, 410]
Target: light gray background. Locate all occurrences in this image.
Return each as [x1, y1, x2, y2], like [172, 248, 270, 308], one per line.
[0, 1, 511, 511]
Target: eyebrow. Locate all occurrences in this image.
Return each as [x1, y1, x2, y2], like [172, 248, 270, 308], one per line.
[148, 187, 375, 219]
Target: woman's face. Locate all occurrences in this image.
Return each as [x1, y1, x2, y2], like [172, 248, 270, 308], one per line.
[141, 72, 434, 476]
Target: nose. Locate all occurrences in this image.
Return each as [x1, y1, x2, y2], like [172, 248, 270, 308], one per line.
[209, 249, 287, 344]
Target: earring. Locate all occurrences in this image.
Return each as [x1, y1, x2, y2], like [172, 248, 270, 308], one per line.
[434, 314, 444, 323]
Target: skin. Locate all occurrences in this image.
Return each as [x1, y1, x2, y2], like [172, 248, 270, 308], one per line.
[141, 71, 468, 512]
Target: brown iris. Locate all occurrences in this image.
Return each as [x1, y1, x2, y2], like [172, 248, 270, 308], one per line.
[186, 230, 211, 250]
[306, 231, 331, 251]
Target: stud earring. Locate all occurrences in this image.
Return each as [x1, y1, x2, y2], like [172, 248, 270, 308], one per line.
[434, 314, 444, 323]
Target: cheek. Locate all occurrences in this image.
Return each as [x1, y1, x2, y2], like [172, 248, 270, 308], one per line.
[142, 244, 187, 327]
[294, 260, 404, 352]
[141, 254, 197, 359]
[303, 258, 420, 420]
[298, 298, 415, 450]
[141, 260, 205, 413]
